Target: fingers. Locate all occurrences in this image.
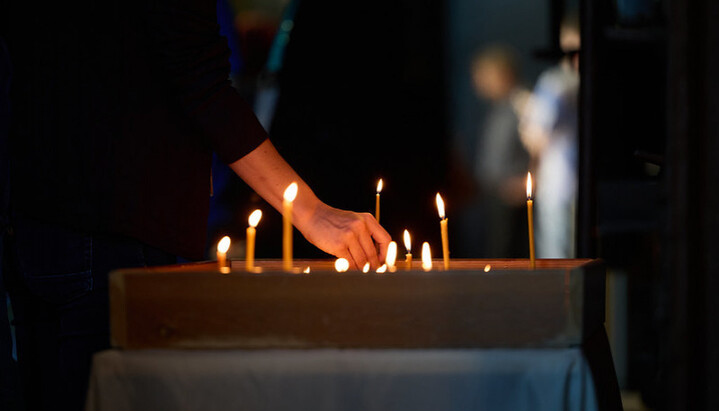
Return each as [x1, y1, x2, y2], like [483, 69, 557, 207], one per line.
[357, 226, 381, 268]
[345, 231, 368, 270]
[363, 214, 392, 262]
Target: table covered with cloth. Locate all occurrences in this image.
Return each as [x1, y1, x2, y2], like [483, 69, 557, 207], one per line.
[85, 347, 597, 411]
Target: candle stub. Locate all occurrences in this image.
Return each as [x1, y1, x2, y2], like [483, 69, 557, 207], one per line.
[217, 236, 231, 272]
[386, 241, 398, 271]
[421, 242, 432, 271]
[335, 258, 350, 273]
[403, 230, 412, 269]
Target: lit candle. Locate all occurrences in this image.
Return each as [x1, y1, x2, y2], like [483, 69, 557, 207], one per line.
[421, 242, 432, 271]
[375, 179, 383, 223]
[283, 182, 298, 272]
[362, 262, 371, 273]
[335, 258, 349, 273]
[217, 236, 231, 272]
[386, 241, 398, 272]
[376, 264, 388, 273]
[246, 210, 262, 271]
[526, 172, 536, 269]
[403, 229, 412, 269]
[303, 266, 311, 274]
[436, 193, 450, 270]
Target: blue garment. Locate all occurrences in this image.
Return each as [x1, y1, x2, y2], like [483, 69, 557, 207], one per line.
[4, 218, 176, 411]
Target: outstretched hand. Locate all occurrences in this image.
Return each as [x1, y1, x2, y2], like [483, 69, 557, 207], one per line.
[296, 204, 391, 270]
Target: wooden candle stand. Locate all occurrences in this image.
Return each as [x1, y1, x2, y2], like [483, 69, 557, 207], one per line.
[109, 259, 605, 350]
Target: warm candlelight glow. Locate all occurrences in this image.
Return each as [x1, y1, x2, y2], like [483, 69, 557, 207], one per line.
[526, 172, 533, 199]
[217, 236, 231, 254]
[217, 236, 231, 272]
[303, 266, 311, 274]
[335, 258, 349, 272]
[376, 179, 383, 193]
[284, 182, 298, 202]
[484, 264, 491, 272]
[403, 230, 411, 253]
[376, 264, 387, 273]
[362, 262, 370, 273]
[248, 209, 262, 227]
[421, 242, 432, 271]
[436, 193, 446, 220]
[386, 241, 398, 269]
[403, 230, 412, 268]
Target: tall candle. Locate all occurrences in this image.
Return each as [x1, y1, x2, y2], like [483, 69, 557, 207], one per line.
[283, 182, 298, 271]
[386, 241, 398, 272]
[403, 229, 412, 269]
[375, 179, 383, 223]
[436, 193, 450, 270]
[526, 172, 536, 269]
[217, 236, 231, 272]
[246, 210, 262, 271]
[421, 242, 432, 271]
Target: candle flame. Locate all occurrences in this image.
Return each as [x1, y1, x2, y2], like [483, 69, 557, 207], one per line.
[436, 193, 446, 219]
[217, 236, 231, 254]
[303, 266, 311, 274]
[386, 241, 398, 267]
[484, 264, 491, 272]
[248, 209, 262, 227]
[376, 178, 383, 193]
[421, 242, 432, 271]
[403, 230, 411, 252]
[362, 262, 370, 273]
[283, 182, 298, 202]
[376, 264, 387, 273]
[335, 258, 349, 272]
[526, 172, 532, 199]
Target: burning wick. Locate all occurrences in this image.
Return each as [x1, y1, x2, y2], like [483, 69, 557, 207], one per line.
[283, 182, 298, 272]
[421, 242, 432, 271]
[246, 210, 262, 272]
[335, 258, 349, 273]
[217, 236, 231, 273]
[303, 267, 311, 274]
[362, 262, 371, 273]
[484, 264, 491, 273]
[403, 229, 412, 269]
[376, 264, 388, 273]
[526, 172, 535, 270]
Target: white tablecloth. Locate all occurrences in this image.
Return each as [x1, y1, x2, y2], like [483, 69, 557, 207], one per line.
[86, 348, 597, 411]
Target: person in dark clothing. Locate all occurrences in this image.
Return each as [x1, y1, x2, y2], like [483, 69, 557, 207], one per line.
[1, 1, 391, 410]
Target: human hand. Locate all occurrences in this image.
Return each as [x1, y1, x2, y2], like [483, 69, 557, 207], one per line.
[295, 203, 392, 270]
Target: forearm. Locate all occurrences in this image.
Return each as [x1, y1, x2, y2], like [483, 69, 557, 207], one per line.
[228, 139, 321, 228]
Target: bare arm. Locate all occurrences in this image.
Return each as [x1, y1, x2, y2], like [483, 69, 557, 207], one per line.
[229, 139, 391, 269]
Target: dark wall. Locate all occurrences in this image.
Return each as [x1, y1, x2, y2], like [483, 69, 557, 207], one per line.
[266, 0, 449, 257]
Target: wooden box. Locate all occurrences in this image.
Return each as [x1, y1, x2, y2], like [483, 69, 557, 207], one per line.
[109, 259, 605, 349]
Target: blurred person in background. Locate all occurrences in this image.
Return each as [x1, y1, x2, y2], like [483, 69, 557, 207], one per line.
[519, 13, 580, 258]
[471, 45, 530, 257]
